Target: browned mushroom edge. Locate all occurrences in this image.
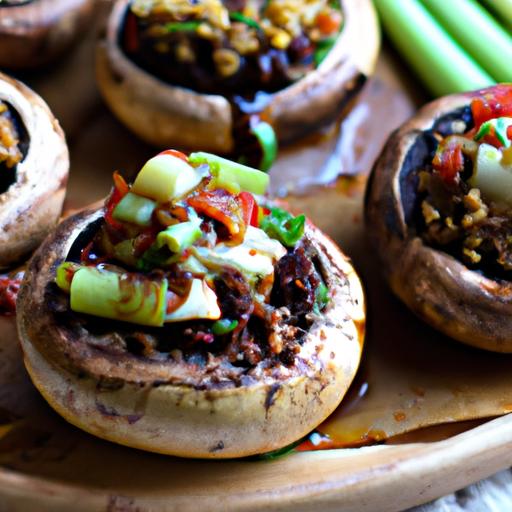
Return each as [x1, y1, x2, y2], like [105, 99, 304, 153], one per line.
[365, 88, 512, 353]
[0, 0, 96, 70]
[0, 72, 69, 268]
[96, 0, 380, 154]
[17, 207, 365, 458]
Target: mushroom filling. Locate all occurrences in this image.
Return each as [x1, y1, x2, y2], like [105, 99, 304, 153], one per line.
[53, 150, 331, 377]
[0, 101, 27, 194]
[120, 0, 343, 170]
[411, 85, 512, 278]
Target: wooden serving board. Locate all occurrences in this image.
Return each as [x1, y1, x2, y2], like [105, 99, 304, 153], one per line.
[1, 2, 512, 511]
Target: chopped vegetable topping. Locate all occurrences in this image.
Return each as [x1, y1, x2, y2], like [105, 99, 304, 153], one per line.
[418, 85, 512, 276]
[55, 150, 327, 366]
[0, 101, 22, 170]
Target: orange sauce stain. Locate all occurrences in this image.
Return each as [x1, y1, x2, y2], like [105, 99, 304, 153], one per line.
[393, 411, 406, 422]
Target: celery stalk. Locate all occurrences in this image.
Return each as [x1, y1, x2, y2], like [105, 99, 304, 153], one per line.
[374, 0, 494, 97]
[70, 266, 168, 327]
[480, 0, 512, 29]
[421, 0, 512, 83]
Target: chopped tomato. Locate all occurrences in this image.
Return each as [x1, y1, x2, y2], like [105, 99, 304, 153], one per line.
[237, 191, 259, 227]
[316, 11, 342, 35]
[471, 85, 512, 130]
[0, 276, 21, 316]
[158, 149, 189, 163]
[187, 189, 245, 242]
[105, 171, 129, 230]
[433, 139, 464, 185]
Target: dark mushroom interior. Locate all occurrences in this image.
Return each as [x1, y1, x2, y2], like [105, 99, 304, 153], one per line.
[0, 101, 29, 194]
[0, 0, 35, 7]
[400, 102, 512, 281]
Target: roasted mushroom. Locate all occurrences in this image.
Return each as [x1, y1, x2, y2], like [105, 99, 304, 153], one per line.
[0, 72, 68, 268]
[96, 0, 379, 164]
[366, 84, 512, 353]
[17, 150, 365, 458]
[0, 0, 96, 69]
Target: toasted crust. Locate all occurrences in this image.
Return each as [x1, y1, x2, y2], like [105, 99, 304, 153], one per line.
[365, 85, 512, 353]
[0, 72, 68, 268]
[0, 0, 95, 69]
[17, 207, 365, 458]
[96, 0, 380, 153]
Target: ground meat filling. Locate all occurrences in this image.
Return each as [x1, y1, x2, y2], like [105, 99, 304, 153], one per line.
[122, 0, 343, 97]
[52, 224, 326, 377]
[411, 102, 512, 279]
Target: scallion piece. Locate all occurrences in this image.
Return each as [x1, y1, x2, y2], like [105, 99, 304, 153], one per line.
[480, 0, 512, 30]
[165, 21, 201, 33]
[212, 318, 238, 335]
[229, 12, 261, 31]
[250, 121, 277, 173]
[189, 152, 269, 195]
[69, 266, 168, 327]
[374, 0, 494, 96]
[421, 0, 512, 83]
[260, 207, 306, 247]
[155, 221, 203, 253]
[475, 117, 512, 148]
[113, 192, 156, 227]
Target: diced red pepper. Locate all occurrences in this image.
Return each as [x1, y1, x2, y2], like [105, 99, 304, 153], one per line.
[237, 191, 259, 227]
[471, 85, 512, 131]
[433, 139, 464, 185]
[105, 171, 129, 230]
[187, 189, 245, 242]
[316, 11, 342, 35]
[0, 276, 21, 316]
[158, 149, 189, 163]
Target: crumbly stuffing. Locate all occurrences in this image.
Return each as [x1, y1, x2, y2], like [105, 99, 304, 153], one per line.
[0, 102, 22, 170]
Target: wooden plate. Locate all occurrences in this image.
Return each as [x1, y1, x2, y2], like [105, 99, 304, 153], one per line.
[1, 2, 512, 511]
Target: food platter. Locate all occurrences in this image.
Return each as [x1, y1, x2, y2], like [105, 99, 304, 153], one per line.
[1, 1, 512, 511]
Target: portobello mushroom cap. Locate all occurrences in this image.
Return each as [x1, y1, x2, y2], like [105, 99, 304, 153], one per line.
[0, 0, 95, 70]
[17, 207, 365, 458]
[365, 86, 512, 353]
[96, 0, 380, 153]
[0, 72, 68, 268]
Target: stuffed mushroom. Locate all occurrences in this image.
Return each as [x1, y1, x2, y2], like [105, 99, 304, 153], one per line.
[96, 0, 379, 169]
[0, 0, 96, 69]
[0, 71, 68, 268]
[17, 149, 365, 458]
[366, 84, 512, 352]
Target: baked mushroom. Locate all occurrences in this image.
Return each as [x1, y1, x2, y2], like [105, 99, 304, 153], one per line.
[96, 0, 379, 168]
[17, 149, 365, 458]
[0, 0, 96, 69]
[0, 71, 68, 268]
[366, 84, 512, 352]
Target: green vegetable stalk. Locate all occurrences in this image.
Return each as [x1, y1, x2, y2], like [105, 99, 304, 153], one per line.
[113, 192, 156, 227]
[59, 265, 168, 327]
[250, 121, 278, 173]
[421, 0, 512, 83]
[156, 221, 203, 253]
[480, 0, 512, 30]
[374, 0, 494, 97]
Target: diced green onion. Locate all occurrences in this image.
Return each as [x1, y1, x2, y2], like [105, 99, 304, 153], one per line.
[164, 21, 201, 33]
[113, 192, 156, 227]
[55, 262, 81, 293]
[229, 12, 261, 30]
[475, 117, 512, 148]
[155, 221, 202, 253]
[250, 121, 277, 173]
[260, 207, 306, 247]
[313, 281, 329, 315]
[69, 266, 168, 327]
[374, 0, 494, 96]
[189, 152, 269, 195]
[132, 154, 202, 203]
[212, 318, 238, 335]
[421, 0, 512, 83]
